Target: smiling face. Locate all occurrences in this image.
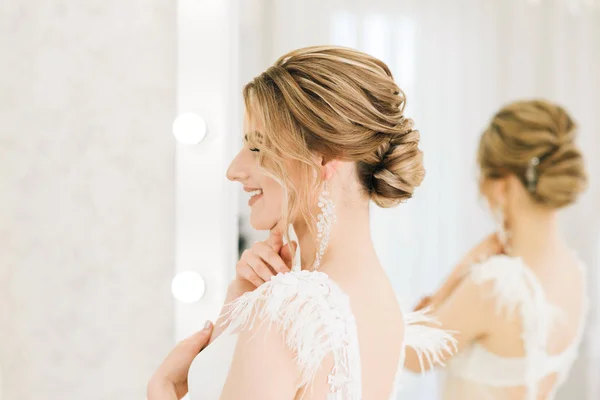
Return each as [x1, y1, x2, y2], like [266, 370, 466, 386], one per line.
[231, 46, 427, 238]
[226, 110, 284, 231]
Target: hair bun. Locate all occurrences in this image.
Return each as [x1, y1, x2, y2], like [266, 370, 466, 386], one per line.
[245, 46, 424, 215]
[479, 99, 587, 208]
[358, 119, 425, 208]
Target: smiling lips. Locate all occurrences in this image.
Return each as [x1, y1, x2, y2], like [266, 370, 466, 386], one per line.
[246, 188, 263, 206]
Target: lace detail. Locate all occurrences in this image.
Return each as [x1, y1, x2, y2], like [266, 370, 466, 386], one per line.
[222, 270, 362, 399]
[444, 254, 589, 400]
[471, 256, 561, 399]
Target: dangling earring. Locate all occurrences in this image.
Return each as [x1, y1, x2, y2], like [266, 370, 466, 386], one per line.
[492, 206, 511, 254]
[313, 181, 336, 270]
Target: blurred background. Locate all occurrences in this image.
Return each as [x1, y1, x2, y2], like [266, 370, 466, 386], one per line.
[1, 0, 599, 399]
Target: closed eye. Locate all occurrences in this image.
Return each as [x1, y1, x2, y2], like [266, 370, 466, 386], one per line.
[244, 131, 263, 153]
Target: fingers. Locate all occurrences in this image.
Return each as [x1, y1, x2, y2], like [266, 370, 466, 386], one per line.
[413, 296, 431, 311]
[492, 233, 504, 252]
[245, 250, 275, 282]
[236, 235, 292, 289]
[237, 255, 265, 288]
[468, 233, 504, 264]
[185, 321, 214, 353]
[244, 272, 264, 288]
[268, 225, 284, 253]
[482, 233, 503, 256]
[253, 242, 288, 273]
[280, 241, 298, 268]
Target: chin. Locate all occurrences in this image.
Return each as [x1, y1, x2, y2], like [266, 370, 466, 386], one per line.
[249, 212, 278, 231]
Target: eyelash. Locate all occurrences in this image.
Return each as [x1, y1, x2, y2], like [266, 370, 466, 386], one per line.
[249, 148, 260, 152]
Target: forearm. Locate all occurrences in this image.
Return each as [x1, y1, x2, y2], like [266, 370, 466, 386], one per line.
[432, 234, 502, 305]
[428, 262, 471, 308]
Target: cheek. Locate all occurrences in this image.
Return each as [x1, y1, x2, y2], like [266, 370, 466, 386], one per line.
[248, 176, 283, 230]
[262, 177, 283, 209]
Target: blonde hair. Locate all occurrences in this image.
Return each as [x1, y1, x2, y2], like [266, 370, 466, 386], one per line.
[478, 99, 587, 208]
[243, 46, 424, 236]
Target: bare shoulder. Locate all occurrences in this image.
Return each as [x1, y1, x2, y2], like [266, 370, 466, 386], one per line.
[222, 270, 361, 392]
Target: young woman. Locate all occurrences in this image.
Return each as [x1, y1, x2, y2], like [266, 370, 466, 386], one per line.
[148, 46, 454, 400]
[406, 100, 589, 400]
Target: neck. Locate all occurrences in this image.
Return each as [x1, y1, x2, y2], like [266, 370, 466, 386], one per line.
[508, 207, 563, 256]
[293, 200, 375, 271]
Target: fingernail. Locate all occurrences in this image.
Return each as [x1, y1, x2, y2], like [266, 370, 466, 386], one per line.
[204, 320, 212, 330]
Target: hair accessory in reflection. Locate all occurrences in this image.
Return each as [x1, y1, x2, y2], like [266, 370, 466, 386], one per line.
[525, 156, 540, 193]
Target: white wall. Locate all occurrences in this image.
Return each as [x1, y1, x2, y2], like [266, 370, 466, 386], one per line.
[0, 1, 176, 399]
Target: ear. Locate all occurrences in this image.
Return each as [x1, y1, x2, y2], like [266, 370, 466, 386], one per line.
[322, 158, 342, 181]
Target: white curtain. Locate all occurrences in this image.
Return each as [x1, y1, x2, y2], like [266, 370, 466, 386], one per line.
[237, 0, 600, 398]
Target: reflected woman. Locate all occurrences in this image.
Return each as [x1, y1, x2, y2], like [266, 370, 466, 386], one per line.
[406, 100, 589, 400]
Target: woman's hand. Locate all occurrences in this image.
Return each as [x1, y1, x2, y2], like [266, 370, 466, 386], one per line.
[147, 322, 214, 400]
[211, 224, 297, 343]
[228, 226, 297, 299]
[413, 295, 432, 311]
[415, 233, 504, 312]
[460, 233, 504, 267]
[447, 233, 504, 287]
[236, 230, 296, 287]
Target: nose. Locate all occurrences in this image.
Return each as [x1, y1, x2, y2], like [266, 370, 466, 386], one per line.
[226, 149, 250, 182]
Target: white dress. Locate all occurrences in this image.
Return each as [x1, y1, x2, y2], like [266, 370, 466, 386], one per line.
[443, 255, 588, 400]
[189, 270, 456, 399]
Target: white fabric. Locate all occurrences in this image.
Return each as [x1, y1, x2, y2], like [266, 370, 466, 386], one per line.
[188, 270, 456, 399]
[443, 255, 588, 400]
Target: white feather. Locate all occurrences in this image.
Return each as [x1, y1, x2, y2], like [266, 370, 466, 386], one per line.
[221, 270, 362, 399]
[404, 308, 458, 371]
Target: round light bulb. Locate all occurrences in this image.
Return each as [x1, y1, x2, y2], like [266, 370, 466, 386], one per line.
[171, 271, 206, 303]
[172, 113, 207, 145]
